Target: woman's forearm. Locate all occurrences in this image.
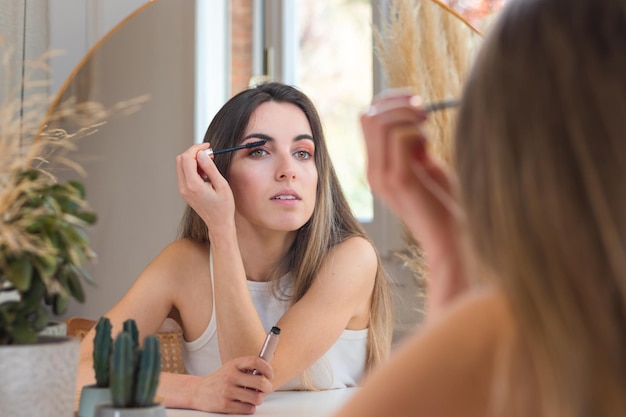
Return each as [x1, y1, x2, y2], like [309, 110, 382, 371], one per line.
[209, 231, 267, 361]
[158, 372, 202, 410]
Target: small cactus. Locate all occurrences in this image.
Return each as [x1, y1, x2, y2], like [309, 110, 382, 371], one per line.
[110, 332, 135, 407]
[108, 319, 162, 408]
[93, 316, 113, 387]
[123, 319, 139, 350]
[135, 335, 161, 407]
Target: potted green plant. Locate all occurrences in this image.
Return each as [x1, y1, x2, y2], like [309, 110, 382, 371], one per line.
[0, 42, 105, 416]
[94, 319, 165, 417]
[0, 169, 98, 414]
[0, 170, 97, 343]
[0, 150, 98, 417]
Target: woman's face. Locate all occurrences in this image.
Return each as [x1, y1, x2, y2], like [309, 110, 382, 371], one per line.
[228, 101, 318, 234]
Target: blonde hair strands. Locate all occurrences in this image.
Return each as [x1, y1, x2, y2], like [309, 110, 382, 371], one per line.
[456, 0, 626, 415]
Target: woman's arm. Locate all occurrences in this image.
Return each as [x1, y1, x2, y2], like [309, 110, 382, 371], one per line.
[210, 234, 378, 389]
[176, 144, 267, 363]
[75, 240, 275, 414]
[177, 144, 380, 389]
[76, 242, 183, 389]
[270, 236, 378, 387]
[157, 356, 273, 414]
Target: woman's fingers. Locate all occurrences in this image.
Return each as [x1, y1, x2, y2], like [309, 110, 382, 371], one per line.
[361, 93, 428, 209]
[237, 356, 275, 383]
[223, 357, 273, 409]
[175, 143, 237, 230]
[194, 356, 274, 414]
[368, 91, 423, 115]
[175, 143, 227, 199]
[196, 149, 229, 191]
[176, 143, 211, 195]
[360, 89, 463, 249]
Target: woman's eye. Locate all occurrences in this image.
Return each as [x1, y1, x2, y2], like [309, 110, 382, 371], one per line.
[249, 148, 267, 158]
[294, 150, 312, 160]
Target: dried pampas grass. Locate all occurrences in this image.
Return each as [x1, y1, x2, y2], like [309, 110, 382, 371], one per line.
[373, 0, 482, 303]
[374, 0, 482, 164]
[0, 46, 147, 257]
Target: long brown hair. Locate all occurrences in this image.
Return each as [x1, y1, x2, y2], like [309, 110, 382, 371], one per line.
[180, 82, 392, 376]
[455, 0, 626, 415]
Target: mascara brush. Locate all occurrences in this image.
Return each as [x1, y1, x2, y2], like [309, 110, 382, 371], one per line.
[205, 140, 267, 156]
[421, 99, 461, 113]
[368, 98, 461, 116]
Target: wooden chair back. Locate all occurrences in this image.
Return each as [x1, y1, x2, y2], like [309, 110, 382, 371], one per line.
[66, 316, 186, 374]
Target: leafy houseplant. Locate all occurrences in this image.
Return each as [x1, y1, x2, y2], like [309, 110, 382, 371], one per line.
[0, 46, 102, 417]
[0, 47, 148, 346]
[0, 169, 97, 344]
[0, 119, 99, 416]
[0, 49, 100, 345]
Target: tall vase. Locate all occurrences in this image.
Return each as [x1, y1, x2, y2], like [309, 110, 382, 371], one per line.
[0, 336, 80, 417]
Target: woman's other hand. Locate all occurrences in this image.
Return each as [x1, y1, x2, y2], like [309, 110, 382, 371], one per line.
[360, 90, 468, 313]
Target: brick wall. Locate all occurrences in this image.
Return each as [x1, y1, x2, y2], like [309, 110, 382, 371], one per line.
[230, 0, 253, 96]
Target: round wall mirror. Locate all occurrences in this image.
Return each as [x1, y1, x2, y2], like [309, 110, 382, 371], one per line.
[42, 0, 500, 341]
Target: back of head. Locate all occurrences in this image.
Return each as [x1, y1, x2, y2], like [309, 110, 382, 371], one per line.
[454, 0, 626, 415]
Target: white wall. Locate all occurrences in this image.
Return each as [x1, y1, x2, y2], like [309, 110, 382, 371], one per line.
[48, 0, 195, 320]
[48, 0, 147, 99]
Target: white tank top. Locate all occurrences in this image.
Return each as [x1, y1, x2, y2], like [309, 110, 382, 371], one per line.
[181, 252, 368, 390]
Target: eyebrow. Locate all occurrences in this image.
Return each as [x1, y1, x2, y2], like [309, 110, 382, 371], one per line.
[242, 133, 315, 143]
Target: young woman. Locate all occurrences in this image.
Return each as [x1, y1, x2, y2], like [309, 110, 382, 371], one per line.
[333, 0, 626, 416]
[76, 82, 392, 414]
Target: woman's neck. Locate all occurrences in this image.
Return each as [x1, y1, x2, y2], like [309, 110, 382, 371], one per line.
[236, 227, 296, 282]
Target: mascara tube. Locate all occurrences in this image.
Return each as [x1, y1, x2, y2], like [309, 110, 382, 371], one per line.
[251, 326, 281, 375]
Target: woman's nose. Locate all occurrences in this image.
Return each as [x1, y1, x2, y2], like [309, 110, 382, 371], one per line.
[275, 154, 296, 181]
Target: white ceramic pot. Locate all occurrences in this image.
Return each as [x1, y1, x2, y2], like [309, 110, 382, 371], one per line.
[0, 335, 79, 417]
[94, 403, 166, 417]
[78, 384, 112, 417]
[39, 320, 68, 337]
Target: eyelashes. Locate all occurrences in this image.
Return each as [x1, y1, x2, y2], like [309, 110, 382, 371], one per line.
[247, 147, 314, 160]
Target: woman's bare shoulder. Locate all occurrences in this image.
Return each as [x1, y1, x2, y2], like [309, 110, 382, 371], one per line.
[316, 236, 378, 287]
[334, 287, 515, 417]
[421, 287, 515, 353]
[155, 238, 209, 268]
[430, 287, 512, 327]
[161, 238, 210, 259]
[136, 238, 211, 291]
[331, 235, 378, 267]
[141, 239, 213, 333]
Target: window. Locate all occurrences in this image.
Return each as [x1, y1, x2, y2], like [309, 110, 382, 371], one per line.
[196, 0, 405, 253]
[195, 0, 229, 143]
[295, 0, 374, 222]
